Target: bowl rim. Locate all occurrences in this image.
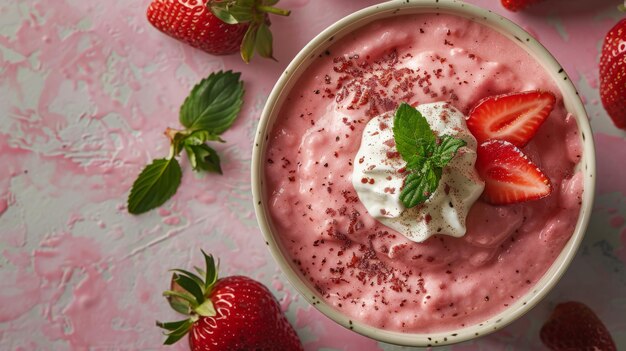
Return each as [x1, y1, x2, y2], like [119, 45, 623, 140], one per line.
[251, 0, 596, 346]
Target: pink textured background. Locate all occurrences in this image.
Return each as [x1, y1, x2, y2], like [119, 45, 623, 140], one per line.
[0, 0, 625, 350]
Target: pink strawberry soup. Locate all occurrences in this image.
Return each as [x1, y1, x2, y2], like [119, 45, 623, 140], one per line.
[263, 13, 583, 333]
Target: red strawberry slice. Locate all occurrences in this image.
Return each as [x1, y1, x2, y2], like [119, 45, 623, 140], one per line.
[540, 301, 616, 351]
[600, 19, 626, 130]
[467, 91, 556, 147]
[476, 140, 551, 205]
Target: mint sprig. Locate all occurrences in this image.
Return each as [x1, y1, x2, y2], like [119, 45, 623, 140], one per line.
[208, 0, 290, 63]
[392, 103, 466, 208]
[127, 71, 245, 215]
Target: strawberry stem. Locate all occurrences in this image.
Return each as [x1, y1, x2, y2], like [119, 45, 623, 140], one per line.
[256, 5, 290, 16]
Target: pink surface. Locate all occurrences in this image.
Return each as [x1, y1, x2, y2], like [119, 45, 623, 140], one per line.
[264, 13, 582, 333]
[0, 0, 625, 350]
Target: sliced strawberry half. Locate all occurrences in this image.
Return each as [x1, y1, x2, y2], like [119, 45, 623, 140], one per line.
[467, 91, 556, 147]
[476, 140, 551, 205]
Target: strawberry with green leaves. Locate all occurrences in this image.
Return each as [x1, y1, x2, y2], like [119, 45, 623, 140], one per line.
[127, 70, 244, 214]
[157, 251, 303, 351]
[540, 302, 616, 351]
[146, 0, 290, 63]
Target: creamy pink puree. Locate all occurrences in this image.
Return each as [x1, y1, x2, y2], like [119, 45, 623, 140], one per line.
[264, 14, 583, 333]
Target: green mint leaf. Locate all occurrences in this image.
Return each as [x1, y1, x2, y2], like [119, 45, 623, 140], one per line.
[179, 71, 244, 134]
[405, 156, 427, 172]
[184, 130, 224, 145]
[184, 144, 222, 174]
[127, 158, 182, 214]
[255, 22, 275, 60]
[393, 103, 436, 164]
[399, 165, 442, 208]
[432, 135, 466, 168]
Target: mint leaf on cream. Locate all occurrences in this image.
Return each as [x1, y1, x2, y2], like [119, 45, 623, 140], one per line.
[399, 167, 441, 208]
[432, 135, 467, 168]
[392, 103, 466, 208]
[393, 103, 435, 163]
[127, 71, 244, 214]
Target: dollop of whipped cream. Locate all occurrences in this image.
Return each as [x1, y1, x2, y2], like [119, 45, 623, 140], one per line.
[352, 102, 484, 242]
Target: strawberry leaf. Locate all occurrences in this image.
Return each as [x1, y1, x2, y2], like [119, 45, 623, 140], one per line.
[168, 298, 191, 315]
[209, 1, 240, 24]
[127, 158, 182, 215]
[208, 0, 290, 63]
[241, 23, 259, 63]
[173, 274, 205, 304]
[179, 71, 244, 134]
[195, 299, 217, 317]
[162, 319, 193, 345]
[194, 266, 205, 276]
[157, 319, 190, 332]
[163, 290, 198, 308]
[170, 269, 205, 291]
[202, 250, 218, 291]
[255, 22, 275, 60]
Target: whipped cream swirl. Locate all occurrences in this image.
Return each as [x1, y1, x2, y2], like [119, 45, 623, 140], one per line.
[351, 102, 484, 242]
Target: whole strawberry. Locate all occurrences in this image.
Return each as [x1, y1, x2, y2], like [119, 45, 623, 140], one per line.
[540, 301, 616, 351]
[501, 0, 545, 11]
[157, 251, 303, 351]
[146, 0, 290, 63]
[600, 19, 626, 130]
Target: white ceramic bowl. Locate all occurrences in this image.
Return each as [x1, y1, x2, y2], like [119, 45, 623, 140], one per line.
[251, 0, 595, 346]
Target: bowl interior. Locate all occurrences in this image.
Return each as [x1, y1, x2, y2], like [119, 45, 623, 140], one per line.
[251, 0, 595, 346]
